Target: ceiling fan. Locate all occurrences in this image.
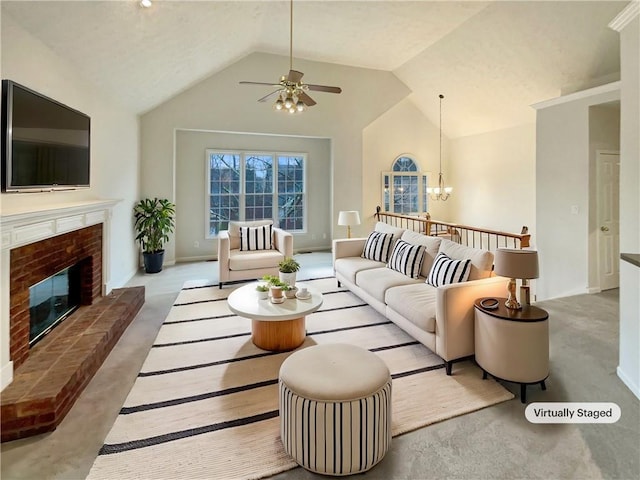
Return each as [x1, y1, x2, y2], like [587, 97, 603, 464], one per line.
[239, 0, 342, 113]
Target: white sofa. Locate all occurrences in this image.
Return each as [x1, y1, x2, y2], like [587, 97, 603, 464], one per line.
[218, 220, 293, 288]
[333, 223, 508, 375]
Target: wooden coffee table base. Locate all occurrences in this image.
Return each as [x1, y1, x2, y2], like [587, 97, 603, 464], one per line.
[251, 317, 306, 352]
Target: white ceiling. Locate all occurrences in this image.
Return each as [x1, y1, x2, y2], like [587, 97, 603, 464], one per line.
[1, 0, 627, 138]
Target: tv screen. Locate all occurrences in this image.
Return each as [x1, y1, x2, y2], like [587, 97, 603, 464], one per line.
[1, 80, 90, 192]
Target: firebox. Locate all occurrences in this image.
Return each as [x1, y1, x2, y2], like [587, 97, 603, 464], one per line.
[29, 264, 81, 347]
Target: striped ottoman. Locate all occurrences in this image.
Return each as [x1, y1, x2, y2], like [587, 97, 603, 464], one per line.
[279, 343, 392, 476]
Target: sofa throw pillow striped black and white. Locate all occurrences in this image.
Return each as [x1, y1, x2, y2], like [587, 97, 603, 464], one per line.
[361, 231, 394, 263]
[386, 239, 425, 279]
[239, 224, 273, 251]
[427, 252, 471, 287]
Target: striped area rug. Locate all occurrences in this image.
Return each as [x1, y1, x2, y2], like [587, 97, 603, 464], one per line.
[87, 277, 513, 480]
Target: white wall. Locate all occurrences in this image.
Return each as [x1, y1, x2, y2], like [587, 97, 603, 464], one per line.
[534, 84, 620, 301]
[140, 52, 410, 262]
[0, 13, 141, 387]
[613, 9, 639, 399]
[449, 123, 536, 236]
[175, 130, 331, 260]
[362, 99, 452, 233]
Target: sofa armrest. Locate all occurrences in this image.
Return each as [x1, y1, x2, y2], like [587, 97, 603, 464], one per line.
[332, 238, 367, 265]
[273, 227, 293, 257]
[435, 276, 509, 362]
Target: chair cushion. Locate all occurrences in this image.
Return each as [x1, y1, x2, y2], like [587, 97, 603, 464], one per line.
[385, 283, 438, 333]
[239, 224, 273, 251]
[361, 231, 394, 262]
[229, 248, 284, 271]
[426, 252, 471, 287]
[387, 239, 425, 279]
[228, 220, 274, 250]
[438, 238, 494, 280]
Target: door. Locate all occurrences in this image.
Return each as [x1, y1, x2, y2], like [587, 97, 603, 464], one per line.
[596, 151, 620, 291]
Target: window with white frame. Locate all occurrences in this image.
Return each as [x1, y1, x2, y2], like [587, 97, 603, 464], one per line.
[382, 156, 429, 214]
[206, 150, 306, 237]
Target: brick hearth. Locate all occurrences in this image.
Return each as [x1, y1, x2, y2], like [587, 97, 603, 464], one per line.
[1, 286, 144, 442]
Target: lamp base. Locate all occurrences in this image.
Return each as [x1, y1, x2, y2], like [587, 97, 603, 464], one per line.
[505, 278, 521, 310]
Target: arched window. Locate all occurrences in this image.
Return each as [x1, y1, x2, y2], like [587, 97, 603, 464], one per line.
[382, 155, 429, 214]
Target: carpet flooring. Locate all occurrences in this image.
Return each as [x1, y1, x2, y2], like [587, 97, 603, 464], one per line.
[87, 277, 512, 480]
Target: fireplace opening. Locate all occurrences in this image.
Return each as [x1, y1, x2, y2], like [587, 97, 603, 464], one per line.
[29, 264, 82, 347]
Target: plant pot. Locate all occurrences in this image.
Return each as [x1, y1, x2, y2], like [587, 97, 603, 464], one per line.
[257, 290, 269, 300]
[143, 250, 165, 274]
[284, 286, 298, 299]
[279, 271, 297, 286]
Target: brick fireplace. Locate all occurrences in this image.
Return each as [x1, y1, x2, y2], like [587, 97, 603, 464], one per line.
[9, 224, 103, 369]
[0, 200, 144, 441]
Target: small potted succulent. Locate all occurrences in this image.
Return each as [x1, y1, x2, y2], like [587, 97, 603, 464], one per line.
[256, 284, 269, 300]
[278, 257, 300, 285]
[283, 283, 298, 299]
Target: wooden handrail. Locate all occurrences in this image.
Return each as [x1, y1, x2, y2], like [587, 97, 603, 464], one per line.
[374, 207, 530, 251]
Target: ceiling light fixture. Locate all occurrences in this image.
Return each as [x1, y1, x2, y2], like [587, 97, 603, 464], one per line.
[139, 0, 152, 8]
[427, 94, 453, 201]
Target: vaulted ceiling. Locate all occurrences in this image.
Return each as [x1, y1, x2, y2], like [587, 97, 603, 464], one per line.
[1, 0, 626, 138]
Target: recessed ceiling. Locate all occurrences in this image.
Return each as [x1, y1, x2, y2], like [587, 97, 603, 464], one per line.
[1, 1, 626, 138]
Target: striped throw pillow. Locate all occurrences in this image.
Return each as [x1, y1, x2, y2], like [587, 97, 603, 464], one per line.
[387, 239, 425, 279]
[361, 231, 394, 262]
[427, 252, 471, 287]
[239, 224, 273, 251]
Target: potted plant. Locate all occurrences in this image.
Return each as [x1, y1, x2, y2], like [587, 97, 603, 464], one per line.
[278, 257, 300, 285]
[256, 284, 269, 300]
[133, 197, 176, 274]
[283, 283, 298, 299]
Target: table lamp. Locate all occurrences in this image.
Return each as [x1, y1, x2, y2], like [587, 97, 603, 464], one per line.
[337, 211, 361, 238]
[493, 248, 539, 310]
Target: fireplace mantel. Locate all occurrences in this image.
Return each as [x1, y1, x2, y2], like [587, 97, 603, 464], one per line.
[1, 198, 120, 391]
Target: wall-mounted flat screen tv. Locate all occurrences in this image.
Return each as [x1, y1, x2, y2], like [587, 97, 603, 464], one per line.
[1, 80, 90, 192]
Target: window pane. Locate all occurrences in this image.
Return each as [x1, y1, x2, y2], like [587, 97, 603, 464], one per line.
[393, 175, 418, 213]
[422, 174, 429, 212]
[392, 156, 418, 172]
[208, 153, 240, 236]
[277, 155, 305, 230]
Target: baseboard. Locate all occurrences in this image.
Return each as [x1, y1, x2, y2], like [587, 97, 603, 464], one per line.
[617, 366, 640, 400]
[176, 255, 216, 263]
[587, 287, 602, 294]
[1, 361, 14, 391]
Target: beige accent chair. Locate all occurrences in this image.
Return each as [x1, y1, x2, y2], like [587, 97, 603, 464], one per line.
[217, 220, 293, 288]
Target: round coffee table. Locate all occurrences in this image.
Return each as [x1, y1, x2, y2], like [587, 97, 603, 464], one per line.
[227, 283, 323, 351]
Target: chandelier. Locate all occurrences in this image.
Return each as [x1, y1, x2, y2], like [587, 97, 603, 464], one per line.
[427, 94, 453, 201]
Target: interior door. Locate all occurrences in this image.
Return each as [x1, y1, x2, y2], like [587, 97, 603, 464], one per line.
[596, 151, 620, 291]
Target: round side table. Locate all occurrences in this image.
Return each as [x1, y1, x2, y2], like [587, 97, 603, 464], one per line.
[474, 297, 549, 403]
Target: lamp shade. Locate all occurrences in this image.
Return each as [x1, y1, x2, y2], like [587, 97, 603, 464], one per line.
[338, 211, 361, 227]
[493, 248, 539, 279]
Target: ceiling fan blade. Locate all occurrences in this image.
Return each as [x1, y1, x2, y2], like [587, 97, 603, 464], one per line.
[306, 84, 342, 94]
[298, 91, 317, 107]
[287, 70, 304, 84]
[257, 90, 282, 103]
[240, 81, 281, 87]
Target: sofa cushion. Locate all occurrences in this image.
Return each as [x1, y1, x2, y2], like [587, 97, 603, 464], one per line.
[228, 220, 274, 250]
[239, 224, 273, 251]
[374, 221, 405, 243]
[362, 231, 394, 262]
[438, 238, 494, 280]
[229, 248, 284, 271]
[399, 230, 442, 278]
[385, 283, 437, 333]
[427, 252, 471, 287]
[387, 239, 425, 279]
[356, 267, 421, 303]
[335, 257, 385, 284]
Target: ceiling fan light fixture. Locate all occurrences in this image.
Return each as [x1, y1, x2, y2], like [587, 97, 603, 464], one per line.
[284, 96, 294, 109]
[274, 98, 284, 110]
[296, 100, 305, 112]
